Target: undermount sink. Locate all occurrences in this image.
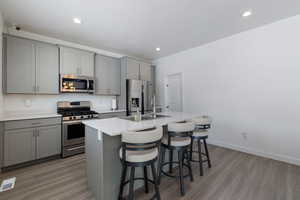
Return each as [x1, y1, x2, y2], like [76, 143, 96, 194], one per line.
[120, 114, 170, 121]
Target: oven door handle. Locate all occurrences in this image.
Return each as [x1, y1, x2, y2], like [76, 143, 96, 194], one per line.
[67, 146, 85, 151]
[63, 120, 83, 125]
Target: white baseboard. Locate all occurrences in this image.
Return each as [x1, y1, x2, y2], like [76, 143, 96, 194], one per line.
[207, 140, 300, 166]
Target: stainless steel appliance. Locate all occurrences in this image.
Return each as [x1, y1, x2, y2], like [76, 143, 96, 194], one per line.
[126, 79, 153, 116]
[57, 101, 99, 157]
[60, 75, 94, 93]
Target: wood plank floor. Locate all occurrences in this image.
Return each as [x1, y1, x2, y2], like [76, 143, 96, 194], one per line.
[0, 145, 300, 200]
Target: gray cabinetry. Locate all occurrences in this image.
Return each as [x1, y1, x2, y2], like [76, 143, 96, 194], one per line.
[121, 57, 152, 81]
[4, 35, 59, 94]
[5, 36, 36, 93]
[35, 42, 59, 94]
[139, 62, 152, 81]
[4, 128, 35, 166]
[36, 125, 61, 159]
[60, 46, 95, 77]
[3, 117, 61, 167]
[126, 58, 140, 80]
[95, 54, 121, 95]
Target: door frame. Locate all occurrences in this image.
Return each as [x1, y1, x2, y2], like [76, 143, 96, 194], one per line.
[165, 72, 183, 112]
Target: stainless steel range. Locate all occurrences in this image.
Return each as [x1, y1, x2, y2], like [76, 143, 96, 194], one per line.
[57, 101, 99, 158]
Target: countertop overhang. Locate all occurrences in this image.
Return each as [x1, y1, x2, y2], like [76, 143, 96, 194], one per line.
[82, 112, 201, 136]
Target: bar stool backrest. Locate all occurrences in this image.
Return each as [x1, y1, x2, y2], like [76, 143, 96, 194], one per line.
[121, 127, 163, 162]
[191, 116, 212, 129]
[166, 121, 195, 146]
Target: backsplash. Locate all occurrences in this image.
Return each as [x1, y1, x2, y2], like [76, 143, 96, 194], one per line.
[3, 94, 116, 112]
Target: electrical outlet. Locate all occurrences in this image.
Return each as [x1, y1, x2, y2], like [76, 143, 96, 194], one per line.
[242, 132, 248, 140]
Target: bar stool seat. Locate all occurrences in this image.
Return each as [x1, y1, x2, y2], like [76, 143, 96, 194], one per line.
[192, 130, 209, 137]
[162, 136, 191, 146]
[158, 121, 195, 196]
[119, 148, 158, 163]
[118, 127, 163, 200]
[189, 116, 212, 177]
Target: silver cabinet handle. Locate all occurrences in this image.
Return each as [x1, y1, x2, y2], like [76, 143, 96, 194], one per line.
[36, 86, 39, 92]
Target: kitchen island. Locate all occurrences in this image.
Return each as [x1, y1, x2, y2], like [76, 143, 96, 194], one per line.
[83, 112, 200, 200]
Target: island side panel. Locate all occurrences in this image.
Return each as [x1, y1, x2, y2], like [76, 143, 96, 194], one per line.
[85, 126, 103, 200]
[102, 134, 122, 200]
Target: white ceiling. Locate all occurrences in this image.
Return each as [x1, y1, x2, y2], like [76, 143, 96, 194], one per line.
[1, 0, 300, 60]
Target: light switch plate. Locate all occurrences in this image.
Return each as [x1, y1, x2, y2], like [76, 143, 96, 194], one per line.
[0, 177, 16, 192]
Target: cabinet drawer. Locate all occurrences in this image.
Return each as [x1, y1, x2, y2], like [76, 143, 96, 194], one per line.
[4, 117, 62, 130]
[100, 112, 126, 119]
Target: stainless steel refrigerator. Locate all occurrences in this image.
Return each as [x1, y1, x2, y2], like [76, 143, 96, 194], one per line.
[126, 79, 153, 116]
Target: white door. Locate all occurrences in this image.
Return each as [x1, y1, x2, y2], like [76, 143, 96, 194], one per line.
[166, 73, 183, 112]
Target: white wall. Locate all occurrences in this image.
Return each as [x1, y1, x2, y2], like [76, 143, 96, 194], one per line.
[155, 15, 300, 165]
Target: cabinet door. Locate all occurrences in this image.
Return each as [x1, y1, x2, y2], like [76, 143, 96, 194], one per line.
[35, 42, 59, 94]
[109, 57, 121, 95]
[139, 62, 152, 81]
[36, 125, 61, 159]
[80, 51, 95, 77]
[5, 36, 36, 93]
[4, 128, 35, 166]
[60, 46, 81, 75]
[95, 55, 121, 95]
[126, 58, 140, 80]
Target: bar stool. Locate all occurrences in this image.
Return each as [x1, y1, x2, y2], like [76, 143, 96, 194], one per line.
[157, 121, 195, 196]
[189, 116, 212, 176]
[118, 127, 163, 200]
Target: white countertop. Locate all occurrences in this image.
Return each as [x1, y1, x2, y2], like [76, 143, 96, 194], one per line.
[0, 111, 61, 122]
[83, 112, 201, 136]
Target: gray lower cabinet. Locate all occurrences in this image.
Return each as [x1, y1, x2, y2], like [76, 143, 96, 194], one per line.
[4, 128, 36, 166]
[95, 54, 121, 95]
[3, 117, 62, 167]
[36, 125, 61, 159]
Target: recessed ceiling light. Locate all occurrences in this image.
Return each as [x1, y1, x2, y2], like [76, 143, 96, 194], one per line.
[156, 47, 161, 52]
[242, 10, 252, 17]
[73, 18, 82, 24]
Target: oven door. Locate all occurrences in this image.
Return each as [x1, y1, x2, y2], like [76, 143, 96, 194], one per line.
[61, 76, 89, 93]
[62, 120, 85, 147]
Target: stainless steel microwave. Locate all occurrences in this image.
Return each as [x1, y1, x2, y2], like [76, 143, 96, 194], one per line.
[60, 75, 94, 93]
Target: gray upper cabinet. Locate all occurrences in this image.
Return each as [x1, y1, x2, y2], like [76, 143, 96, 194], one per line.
[5, 36, 36, 93]
[126, 58, 140, 80]
[60, 46, 95, 77]
[4, 128, 35, 166]
[139, 62, 152, 81]
[4, 35, 59, 94]
[95, 54, 121, 95]
[35, 42, 59, 94]
[36, 125, 61, 159]
[122, 57, 152, 81]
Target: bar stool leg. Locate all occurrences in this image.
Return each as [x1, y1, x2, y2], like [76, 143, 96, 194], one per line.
[151, 162, 161, 200]
[178, 150, 185, 196]
[169, 150, 173, 173]
[129, 167, 135, 200]
[118, 165, 127, 200]
[197, 139, 204, 176]
[185, 149, 194, 182]
[158, 146, 166, 185]
[203, 139, 211, 168]
[143, 166, 149, 193]
[190, 138, 194, 161]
